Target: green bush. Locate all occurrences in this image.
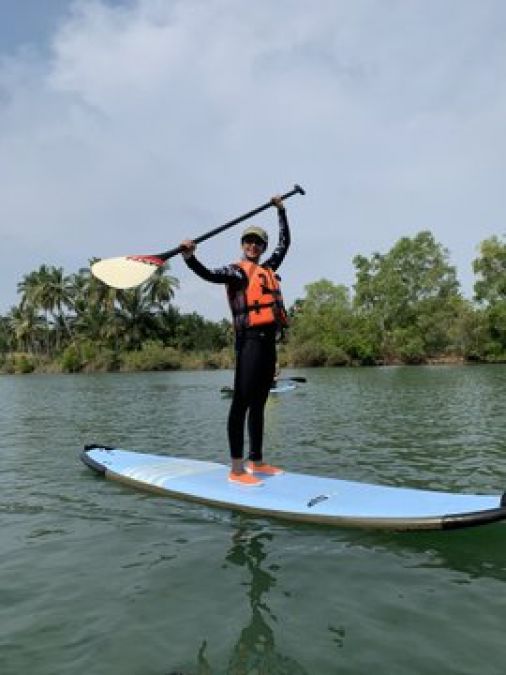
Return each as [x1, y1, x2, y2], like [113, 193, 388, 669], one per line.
[61, 341, 120, 373]
[481, 340, 506, 363]
[17, 354, 35, 373]
[325, 346, 350, 367]
[87, 348, 120, 372]
[289, 342, 328, 367]
[61, 344, 84, 373]
[346, 334, 380, 365]
[202, 348, 234, 370]
[0, 353, 36, 374]
[120, 342, 181, 371]
[398, 337, 426, 364]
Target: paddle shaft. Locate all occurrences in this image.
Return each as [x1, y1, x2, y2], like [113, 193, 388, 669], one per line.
[158, 184, 305, 262]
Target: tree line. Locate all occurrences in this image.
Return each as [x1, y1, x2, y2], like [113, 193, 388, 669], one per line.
[286, 231, 505, 366]
[0, 231, 505, 373]
[0, 262, 231, 373]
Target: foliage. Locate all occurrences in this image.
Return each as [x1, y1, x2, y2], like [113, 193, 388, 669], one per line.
[60, 344, 83, 373]
[60, 340, 120, 373]
[472, 236, 506, 359]
[287, 341, 329, 367]
[172, 312, 232, 352]
[473, 235, 506, 305]
[1, 353, 37, 374]
[351, 231, 462, 362]
[15, 354, 36, 373]
[2, 229, 506, 372]
[0, 316, 14, 353]
[120, 342, 182, 371]
[179, 348, 234, 371]
[287, 279, 355, 365]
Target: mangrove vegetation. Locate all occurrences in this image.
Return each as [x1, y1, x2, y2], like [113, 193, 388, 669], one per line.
[1, 231, 505, 373]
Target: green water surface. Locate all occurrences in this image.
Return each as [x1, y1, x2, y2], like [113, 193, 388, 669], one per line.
[1, 365, 505, 674]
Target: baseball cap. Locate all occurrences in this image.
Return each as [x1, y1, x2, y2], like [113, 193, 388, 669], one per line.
[241, 226, 268, 246]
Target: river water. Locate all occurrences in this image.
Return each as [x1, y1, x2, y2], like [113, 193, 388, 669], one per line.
[1, 365, 505, 674]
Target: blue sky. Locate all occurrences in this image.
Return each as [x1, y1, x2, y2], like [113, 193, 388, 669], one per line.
[1, 0, 505, 319]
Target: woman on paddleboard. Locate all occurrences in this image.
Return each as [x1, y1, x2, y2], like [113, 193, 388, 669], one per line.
[180, 195, 290, 487]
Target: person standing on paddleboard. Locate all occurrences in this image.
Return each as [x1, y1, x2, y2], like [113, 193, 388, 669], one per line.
[180, 195, 290, 487]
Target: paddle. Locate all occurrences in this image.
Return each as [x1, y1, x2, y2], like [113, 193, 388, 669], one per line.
[221, 377, 306, 394]
[91, 184, 305, 289]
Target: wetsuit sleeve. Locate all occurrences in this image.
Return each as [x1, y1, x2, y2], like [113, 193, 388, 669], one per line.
[184, 255, 246, 289]
[263, 207, 290, 271]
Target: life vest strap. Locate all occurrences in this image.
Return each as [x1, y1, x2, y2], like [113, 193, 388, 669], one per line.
[245, 301, 275, 314]
[260, 285, 282, 296]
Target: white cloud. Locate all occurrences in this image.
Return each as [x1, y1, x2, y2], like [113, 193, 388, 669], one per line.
[1, 0, 505, 317]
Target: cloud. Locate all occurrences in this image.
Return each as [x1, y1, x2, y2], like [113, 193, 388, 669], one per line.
[1, 0, 505, 317]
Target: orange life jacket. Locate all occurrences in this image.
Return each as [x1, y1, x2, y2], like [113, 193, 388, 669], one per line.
[227, 260, 288, 331]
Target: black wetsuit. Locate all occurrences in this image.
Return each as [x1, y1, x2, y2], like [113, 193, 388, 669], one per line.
[184, 207, 290, 461]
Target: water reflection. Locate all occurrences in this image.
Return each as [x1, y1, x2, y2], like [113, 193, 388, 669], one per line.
[172, 521, 310, 675]
[223, 525, 301, 674]
[223, 522, 308, 674]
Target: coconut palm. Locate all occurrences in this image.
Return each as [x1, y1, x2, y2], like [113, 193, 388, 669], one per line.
[17, 265, 67, 353]
[8, 305, 45, 353]
[17, 268, 45, 311]
[0, 316, 15, 353]
[115, 287, 160, 350]
[144, 266, 179, 309]
[69, 266, 121, 346]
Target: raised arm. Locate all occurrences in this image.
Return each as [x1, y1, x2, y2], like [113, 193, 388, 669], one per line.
[263, 197, 291, 271]
[180, 240, 245, 287]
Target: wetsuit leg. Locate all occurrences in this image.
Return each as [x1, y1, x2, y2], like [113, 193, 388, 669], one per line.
[228, 340, 249, 460]
[247, 337, 276, 461]
[228, 332, 276, 460]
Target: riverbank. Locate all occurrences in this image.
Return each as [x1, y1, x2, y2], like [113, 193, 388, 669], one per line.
[2, 346, 504, 375]
[0, 344, 234, 375]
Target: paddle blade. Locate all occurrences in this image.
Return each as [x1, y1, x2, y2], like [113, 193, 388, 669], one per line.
[91, 255, 165, 289]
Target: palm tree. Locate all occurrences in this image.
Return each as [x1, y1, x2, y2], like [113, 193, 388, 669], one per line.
[8, 306, 45, 353]
[13, 261, 181, 355]
[17, 265, 59, 353]
[69, 266, 121, 347]
[17, 268, 45, 311]
[115, 287, 159, 350]
[0, 316, 14, 353]
[47, 267, 74, 335]
[144, 266, 179, 309]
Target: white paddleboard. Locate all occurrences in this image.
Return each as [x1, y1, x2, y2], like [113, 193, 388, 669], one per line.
[270, 380, 297, 394]
[221, 379, 297, 397]
[81, 445, 506, 531]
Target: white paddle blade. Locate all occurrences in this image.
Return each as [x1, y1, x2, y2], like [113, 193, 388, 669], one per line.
[91, 256, 164, 289]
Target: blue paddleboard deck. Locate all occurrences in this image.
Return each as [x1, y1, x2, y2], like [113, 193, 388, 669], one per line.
[81, 445, 506, 531]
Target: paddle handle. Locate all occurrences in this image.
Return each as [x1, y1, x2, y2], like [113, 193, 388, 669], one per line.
[159, 184, 305, 262]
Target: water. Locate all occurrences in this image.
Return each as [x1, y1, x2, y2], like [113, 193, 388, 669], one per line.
[1, 366, 506, 674]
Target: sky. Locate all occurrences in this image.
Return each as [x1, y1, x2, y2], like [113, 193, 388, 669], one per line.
[1, 0, 505, 320]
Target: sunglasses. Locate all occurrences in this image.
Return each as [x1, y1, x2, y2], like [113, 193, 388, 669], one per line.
[242, 236, 265, 246]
